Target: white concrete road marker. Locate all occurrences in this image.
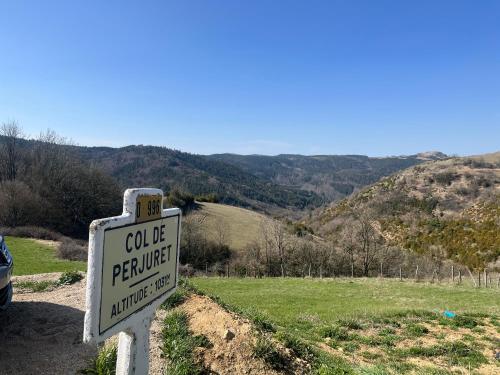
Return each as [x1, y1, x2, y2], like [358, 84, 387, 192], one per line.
[84, 188, 181, 374]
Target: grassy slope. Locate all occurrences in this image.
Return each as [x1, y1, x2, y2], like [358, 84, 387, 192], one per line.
[191, 278, 500, 329]
[6, 237, 86, 275]
[197, 202, 266, 253]
[190, 278, 500, 372]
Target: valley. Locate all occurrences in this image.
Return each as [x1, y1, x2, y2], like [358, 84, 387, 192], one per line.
[0, 127, 498, 375]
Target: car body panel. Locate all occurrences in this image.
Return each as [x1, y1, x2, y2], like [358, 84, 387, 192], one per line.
[0, 235, 14, 309]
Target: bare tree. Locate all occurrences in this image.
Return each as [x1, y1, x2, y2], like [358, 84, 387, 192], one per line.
[272, 220, 288, 277]
[428, 244, 446, 282]
[0, 121, 24, 181]
[0, 180, 43, 226]
[243, 240, 265, 277]
[181, 212, 207, 265]
[355, 214, 381, 277]
[339, 221, 356, 277]
[261, 218, 288, 277]
[259, 218, 273, 276]
[214, 218, 229, 249]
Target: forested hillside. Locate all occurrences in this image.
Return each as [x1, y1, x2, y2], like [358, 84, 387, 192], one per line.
[75, 145, 322, 214]
[308, 153, 500, 272]
[76, 147, 443, 213]
[207, 152, 446, 201]
[0, 126, 121, 238]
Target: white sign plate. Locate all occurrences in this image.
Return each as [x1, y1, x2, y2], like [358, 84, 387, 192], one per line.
[84, 188, 181, 344]
[99, 215, 179, 334]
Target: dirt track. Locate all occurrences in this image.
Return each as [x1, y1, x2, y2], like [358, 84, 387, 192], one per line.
[0, 275, 167, 375]
[0, 277, 95, 374]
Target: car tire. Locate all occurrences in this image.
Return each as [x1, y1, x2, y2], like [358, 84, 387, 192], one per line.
[0, 281, 12, 310]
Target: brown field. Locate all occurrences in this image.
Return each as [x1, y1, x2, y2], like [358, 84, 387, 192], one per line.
[197, 202, 267, 252]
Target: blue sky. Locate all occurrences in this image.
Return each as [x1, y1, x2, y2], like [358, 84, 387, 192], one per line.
[0, 1, 499, 156]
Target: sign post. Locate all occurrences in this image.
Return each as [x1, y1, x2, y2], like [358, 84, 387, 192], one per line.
[84, 188, 181, 374]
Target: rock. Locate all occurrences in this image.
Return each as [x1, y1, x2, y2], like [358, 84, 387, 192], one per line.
[223, 328, 235, 341]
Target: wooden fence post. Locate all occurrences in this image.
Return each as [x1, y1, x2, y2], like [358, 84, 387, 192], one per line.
[451, 265, 454, 283]
[399, 267, 402, 281]
[458, 270, 462, 285]
[415, 265, 419, 282]
[484, 269, 488, 288]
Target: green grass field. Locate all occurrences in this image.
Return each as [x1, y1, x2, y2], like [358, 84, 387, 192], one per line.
[5, 237, 87, 275]
[198, 202, 266, 252]
[190, 277, 500, 373]
[191, 277, 499, 326]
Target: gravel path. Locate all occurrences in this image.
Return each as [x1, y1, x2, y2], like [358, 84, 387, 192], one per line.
[0, 274, 166, 375]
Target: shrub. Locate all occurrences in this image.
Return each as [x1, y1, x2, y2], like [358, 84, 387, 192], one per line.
[0, 181, 45, 227]
[399, 341, 487, 368]
[57, 238, 88, 261]
[166, 189, 196, 213]
[195, 193, 219, 203]
[15, 280, 57, 292]
[161, 311, 206, 375]
[178, 264, 195, 277]
[253, 335, 288, 370]
[58, 271, 83, 285]
[434, 172, 459, 186]
[162, 289, 188, 310]
[275, 331, 315, 360]
[337, 318, 363, 330]
[320, 325, 350, 341]
[245, 308, 276, 333]
[80, 344, 117, 375]
[405, 323, 429, 337]
[0, 226, 62, 241]
[438, 315, 479, 329]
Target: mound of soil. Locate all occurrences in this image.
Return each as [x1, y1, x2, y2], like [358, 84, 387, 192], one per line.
[182, 294, 280, 375]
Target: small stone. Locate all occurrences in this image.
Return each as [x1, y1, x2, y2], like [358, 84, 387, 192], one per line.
[223, 329, 235, 341]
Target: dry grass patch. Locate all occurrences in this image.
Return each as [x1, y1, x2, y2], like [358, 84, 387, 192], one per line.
[197, 202, 268, 252]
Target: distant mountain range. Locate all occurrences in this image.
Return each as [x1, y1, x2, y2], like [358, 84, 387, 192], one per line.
[2, 133, 448, 215]
[74, 143, 446, 214]
[76, 145, 321, 214]
[207, 152, 447, 201]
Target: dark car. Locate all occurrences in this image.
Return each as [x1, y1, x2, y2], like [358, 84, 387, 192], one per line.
[0, 235, 13, 310]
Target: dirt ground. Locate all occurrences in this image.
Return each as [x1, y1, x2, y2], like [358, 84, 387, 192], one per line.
[0, 274, 167, 375]
[1, 275, 95, 374]
[0, 274, 285, 375]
